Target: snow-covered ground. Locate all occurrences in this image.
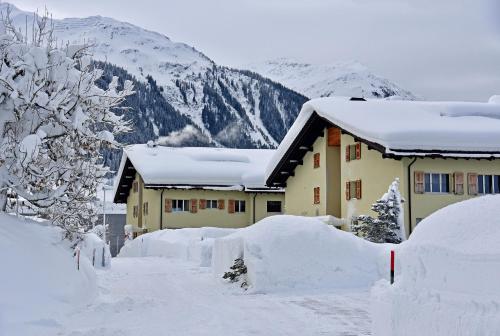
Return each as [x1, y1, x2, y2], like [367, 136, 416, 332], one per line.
[0, 215, 97, 336]
[52, 257, 371, 336]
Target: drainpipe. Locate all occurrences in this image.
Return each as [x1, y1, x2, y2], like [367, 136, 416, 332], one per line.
[160, 189, 165, 230]
[252, 193, 257, 224]
[407, 157, 418, 235]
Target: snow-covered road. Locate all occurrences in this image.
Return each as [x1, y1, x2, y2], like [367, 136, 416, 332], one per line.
[53, 257, 370, 336]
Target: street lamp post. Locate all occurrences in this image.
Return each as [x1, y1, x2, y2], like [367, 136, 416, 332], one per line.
[102, 185, 114, 244]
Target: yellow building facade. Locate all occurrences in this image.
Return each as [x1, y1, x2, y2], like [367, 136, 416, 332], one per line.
[115, 145, 284, 235]
[267, 97, 500, 237]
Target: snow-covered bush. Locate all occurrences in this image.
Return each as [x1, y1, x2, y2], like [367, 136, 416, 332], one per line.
[371, 195, 500, 336]
[352, 178, 405, 243]
[222, 258, 248, 288]
[0, 9, 132, 238]
[213, 215, 387, 293]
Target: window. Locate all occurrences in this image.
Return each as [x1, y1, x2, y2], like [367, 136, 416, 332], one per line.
[172, 199, 190, 212]
[345, 143, 361, 162]
[267, 201, 282, 213]
[314, 187, 320, 204]
[313, 153, 320, 168]
[133, 205, 138, 218]
[235, 200, 246, 213]
[133, 181, 138, 193]
[424, 173, 450, 193]
[346, 180, 361, 200]
[477, 175, 500, 194]
[206, 200, 218, 209]
[143, 202, 149, 215]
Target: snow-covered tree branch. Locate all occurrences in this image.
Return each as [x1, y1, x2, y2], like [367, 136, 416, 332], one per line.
[0, 8, 133, 239]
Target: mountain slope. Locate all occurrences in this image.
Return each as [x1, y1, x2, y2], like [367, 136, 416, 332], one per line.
[245, 58, 417, 99]
[3, 3, 307, 151]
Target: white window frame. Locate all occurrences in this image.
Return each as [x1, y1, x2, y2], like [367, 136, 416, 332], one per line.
[424, 173, 450, 194]
[172, 199, 190, 212]
[477, 174, 500, 194]
[234, 200, 246, 213]
[206, 199, 218, 209]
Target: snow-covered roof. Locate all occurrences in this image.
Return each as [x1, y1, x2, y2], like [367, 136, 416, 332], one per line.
[114, 145, 279, 202]
[266, 96, 500, 184]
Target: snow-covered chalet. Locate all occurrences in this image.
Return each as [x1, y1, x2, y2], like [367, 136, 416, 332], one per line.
[265, 95, 500, 237]
[113, 145, 284, 236]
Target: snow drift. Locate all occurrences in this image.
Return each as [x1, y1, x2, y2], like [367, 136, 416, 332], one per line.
[0, 214, 96, 336]
[212, 215, 388, 292]
[118, 227, 236, 267]
[371, 195, 500, 336]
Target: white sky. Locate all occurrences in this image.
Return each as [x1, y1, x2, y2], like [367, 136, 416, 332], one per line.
[7, 0, 500, 101]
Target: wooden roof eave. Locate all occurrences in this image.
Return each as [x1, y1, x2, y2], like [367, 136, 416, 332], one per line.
[113, 158, 136, 204]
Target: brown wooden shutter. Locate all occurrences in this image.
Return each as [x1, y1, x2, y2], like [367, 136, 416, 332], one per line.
[345, 182, 351, 200]
[414, 171, 425, 194]
[228, 199, 235, 213]
[164, 198, 172, 213]
[327, 127, 341, 146]
[190, 199, 198, 213]
[313, 153, 320, 168]
[454, 172, 464, 195]
[468, 173, 478, 195]
[355, 143, 361, 160]
[199, 199, 206, 210]
[218, 199, 225, 210]
[345, 145, 350, 162]
[355, 180, 362, 199]
[313, 187, 320, 204]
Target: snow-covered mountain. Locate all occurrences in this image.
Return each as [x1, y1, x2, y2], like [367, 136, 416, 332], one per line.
[2, 3, 307, 151]
[1, 3, 416, 172]
[245, 58, 417, 100]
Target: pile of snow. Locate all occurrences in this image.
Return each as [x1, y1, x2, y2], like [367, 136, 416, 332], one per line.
[78, 225, 112, 269]
[212, 215, 388, 292]
[0, 214, 96, 335]
[371, 195, 500, 336]
[118, 227, 236, 267]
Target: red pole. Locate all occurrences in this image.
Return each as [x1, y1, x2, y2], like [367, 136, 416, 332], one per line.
[390, 250, 395, 284]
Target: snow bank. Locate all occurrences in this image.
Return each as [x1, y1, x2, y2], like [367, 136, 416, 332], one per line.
[371, 195, 500, 336]
[213, 215, 387, 292]
[118, 227, 236, 267]
[79, 227, 112, 269]
[0, 214, 96, 336]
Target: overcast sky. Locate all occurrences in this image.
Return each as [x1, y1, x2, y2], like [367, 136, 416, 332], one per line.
[8, 0, 500, 101]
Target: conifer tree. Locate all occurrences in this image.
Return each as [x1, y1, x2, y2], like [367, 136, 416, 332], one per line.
[351, 178, 405, 243]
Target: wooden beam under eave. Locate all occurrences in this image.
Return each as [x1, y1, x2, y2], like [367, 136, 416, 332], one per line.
[290, 159, 303, 165]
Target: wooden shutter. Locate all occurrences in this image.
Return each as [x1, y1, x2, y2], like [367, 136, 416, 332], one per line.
[199, 199, 206, 210]
[313, 153, 320, 168]
[414, 171, 425, 194]
[218, 199, 225, 210]
[327, 127, 341, 146]
[345, 182, 351, 200]
[454, 172, 464, 195]
[164, 198, 172, 213]
[355, 143, 361, 160]
[190, 199, 198, 213]
[313, 187, 320, 204]
[345, 145, 350, 162]
[228, 199, 235, 213]
[355, 180, 362, 199]
[468, 173, 478, 195]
